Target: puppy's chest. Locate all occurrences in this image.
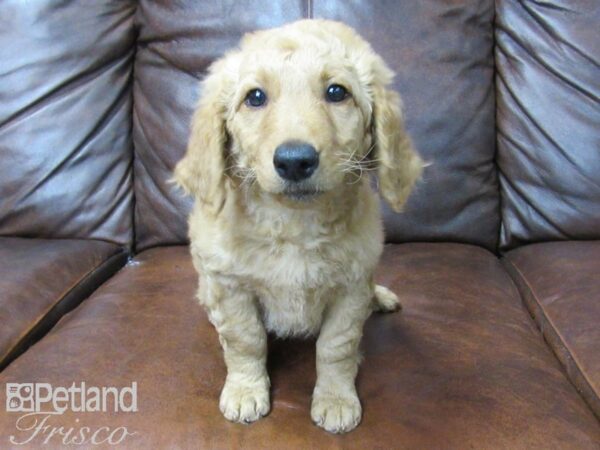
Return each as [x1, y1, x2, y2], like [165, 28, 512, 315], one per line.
[257, 280, 333, 336]
[250, 238, 343, 288]
[230, 236, 348, 336]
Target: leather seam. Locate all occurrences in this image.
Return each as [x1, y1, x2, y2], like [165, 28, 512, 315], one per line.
[0, 248, 128, 370]
[503, 257, 599, 417]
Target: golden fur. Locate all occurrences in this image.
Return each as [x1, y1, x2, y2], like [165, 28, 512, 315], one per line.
[174, 19, 422, 433]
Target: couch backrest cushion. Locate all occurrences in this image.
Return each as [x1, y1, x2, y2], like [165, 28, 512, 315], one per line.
[133, 0, 499, 251]
[0, 0, 136, 246]
[313, 1, 499, 250]
[496, 0, 600, 250]
[132, 1, 307, 250]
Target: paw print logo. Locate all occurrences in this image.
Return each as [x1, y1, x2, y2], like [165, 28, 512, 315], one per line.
[6, 383, 35, 412]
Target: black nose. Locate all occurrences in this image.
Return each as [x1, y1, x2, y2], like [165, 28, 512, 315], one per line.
[273, 142, 319, 182]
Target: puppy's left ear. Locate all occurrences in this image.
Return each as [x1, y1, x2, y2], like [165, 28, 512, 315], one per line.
[173, 57, 232, 215]
[371, 60, 423, 213]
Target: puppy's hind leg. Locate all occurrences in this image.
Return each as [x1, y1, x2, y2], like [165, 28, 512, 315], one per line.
[372, 285, 401, 313]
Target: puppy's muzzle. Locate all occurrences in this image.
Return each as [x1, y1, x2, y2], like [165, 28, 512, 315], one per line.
[273, 141, 319, 182]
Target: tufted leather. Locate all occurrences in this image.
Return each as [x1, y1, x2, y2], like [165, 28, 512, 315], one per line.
[0, 0, 136, 245]
[313, 0, 500, 250]
[1, 1, 599, 447]
[132, 0, 500, 251]
[496, 0, 600, 250]
[132, 1, 307, 251]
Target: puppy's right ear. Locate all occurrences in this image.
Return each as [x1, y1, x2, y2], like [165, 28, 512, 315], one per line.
[174, 60, 230, 214]
[369, 56, 423, 213]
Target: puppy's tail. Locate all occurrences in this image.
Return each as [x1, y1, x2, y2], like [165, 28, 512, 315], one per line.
[372, 285, 402, 313]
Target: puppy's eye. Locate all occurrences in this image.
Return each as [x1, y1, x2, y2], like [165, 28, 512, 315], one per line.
[325, 84, 349, 103]
[244, 88, 267, 107]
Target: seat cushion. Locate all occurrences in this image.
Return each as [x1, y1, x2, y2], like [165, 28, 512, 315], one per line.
[0, 237, 127, 370]
[1, 244, 598, 448]
[504, 241, 600, 417]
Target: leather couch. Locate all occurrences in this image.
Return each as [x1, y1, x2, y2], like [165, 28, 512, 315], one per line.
[1, 1, 598, 448]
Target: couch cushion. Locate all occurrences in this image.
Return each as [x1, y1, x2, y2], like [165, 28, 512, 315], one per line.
[495, 0, 600, 250]
[313, 1, 499, 250]
[132, 1, 306, 250]
[1, 244, 598, 448]
[0, 238, 127, 370]
[133, 1, 500, 251]
[504, 241, 600, 418]
[0, 0, 136, 245]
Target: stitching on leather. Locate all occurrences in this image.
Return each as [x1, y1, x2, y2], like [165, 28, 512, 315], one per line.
[504, 257, 599, 412]
[0, 247, 126, 367]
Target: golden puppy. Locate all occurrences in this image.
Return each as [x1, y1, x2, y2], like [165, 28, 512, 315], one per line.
[174, 19, 422, 434]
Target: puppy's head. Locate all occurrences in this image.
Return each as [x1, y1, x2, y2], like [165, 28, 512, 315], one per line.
[175, 20, 422, 213]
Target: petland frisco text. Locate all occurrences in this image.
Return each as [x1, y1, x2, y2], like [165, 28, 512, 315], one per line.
[6, 382, 138, 446]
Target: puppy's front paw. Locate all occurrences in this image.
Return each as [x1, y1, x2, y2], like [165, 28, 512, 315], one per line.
[311, 391, 362, 434]
[219, 377, 270, 424]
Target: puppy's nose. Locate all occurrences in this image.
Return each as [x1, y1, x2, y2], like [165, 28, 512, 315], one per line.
[273, 142, 319, 182]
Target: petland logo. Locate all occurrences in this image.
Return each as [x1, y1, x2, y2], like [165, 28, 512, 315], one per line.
[5, 382, 138, 446]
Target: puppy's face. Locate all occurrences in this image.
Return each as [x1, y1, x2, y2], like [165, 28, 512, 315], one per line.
[175, 20, 422, 213]
[226, 46, 372, 201]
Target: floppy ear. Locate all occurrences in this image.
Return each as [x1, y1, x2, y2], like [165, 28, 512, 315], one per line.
[174, 62, 229, 214]
[371, 62, 423, 213]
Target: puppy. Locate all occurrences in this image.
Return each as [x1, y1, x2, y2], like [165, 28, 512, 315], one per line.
[174, 19, 422, 434]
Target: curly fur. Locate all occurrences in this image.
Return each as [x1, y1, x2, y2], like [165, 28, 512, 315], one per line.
[174, 19, 422, 433]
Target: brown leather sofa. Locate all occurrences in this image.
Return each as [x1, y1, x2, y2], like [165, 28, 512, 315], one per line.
[1, 1, 598, 448]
